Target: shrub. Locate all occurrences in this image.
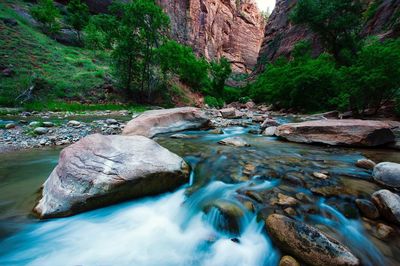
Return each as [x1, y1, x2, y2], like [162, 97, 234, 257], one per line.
[205, 96, 224, 108]
[223, 86, 241, 103]
[31, 0, 61, 35]
[66, 0, 90, 43]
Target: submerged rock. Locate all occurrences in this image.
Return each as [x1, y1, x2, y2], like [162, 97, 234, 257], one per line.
[205, 200, 244, 234]
[265, 214, 360, 266]
[218, 137, 250, 147]
[372, 190, 400, 225]
[355, 199, 380, 219]
[373, 162, 400, 189]
[170, 133, 198, 139]
[123, 107, 209, 138]
[355, 159, 376, 170]
[275, 119, 395, 147]
[279, 255, 300, 266]
[34, 134, 190, 219]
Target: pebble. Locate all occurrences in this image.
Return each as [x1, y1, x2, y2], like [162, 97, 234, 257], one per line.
[42, 122, 55, 127]
[67, 120, 81, 127]
[34, 127, 49, 135]
[5, 123, 16, 129]
[279, 255, 300, 266]
[313, 172, 329, 180]
[29, 121, 41, 127]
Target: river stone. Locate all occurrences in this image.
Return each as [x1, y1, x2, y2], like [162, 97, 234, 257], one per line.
[263, 126, 277, 136]
[67, 120, 81, 127]
[34, 134, 190, 219]
[279, 255, 300, 266]
[373, 162, 400, 189]
[42, 122, 55, 127]
[205, 200, 244, 234]
[218, 137, 250, 147]
[355, 199, 379, 219]
[34, 127, 49, 135]
[29, 121, 41, 127]
[375, 223, 395, 240]
[170, 133, 198, 139]
[122, 107, 209, 138]
[275, 119, 395, 147]
[372, 190, 400, 224]
[356, 159, 376, 170]
[261, 118, 280, 129]
[5, 123, 15, 129]
[219, 107, 238, 119]
[265, 214, 360, 266]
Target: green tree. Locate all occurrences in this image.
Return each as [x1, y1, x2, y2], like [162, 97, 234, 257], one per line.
[334, 39, 400, 116]
[31, 0, 61, 35]
[156, 40, 210, 90]
[66, 0, 90, 43]
[291, 0, 363, 65]
[210, 57, 232, 97]
[87, 0, 169, 102]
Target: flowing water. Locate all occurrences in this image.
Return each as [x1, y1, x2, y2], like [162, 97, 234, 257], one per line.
[0, 126, 399, 265]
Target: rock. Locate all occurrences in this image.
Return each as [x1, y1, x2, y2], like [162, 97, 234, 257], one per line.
[34, 134, 190, 218]
[252, 116, 265, 123]
[54, 28, 80, 46]
[123, 107, 209, 138]
[373, 162, 400, 189]
[276, 193, 299, 206]
[205, 200, 244, 234]
[356, 159, 376, 170]
[67, 120, 81, 127]
[34, 127, 49, 135]
[283, 207, 296, 217]
[375, 223, 395, 240]
[245, 101, 256, 109]
[42, 122, 55, 128]
[29, 121, 41, 127]
[219, 107, 238, 119]
[170, 133, 198, 139]
[279, 255, 300, 266]
[5, 123, 15, 129]
[355, 199, 380, 219]
[263, 126, 277, 136]
[105, 118, 118, 125]
[372, 190, 400, 224]
[275, 119, 395, 147]
[1, 18, 18, 27]
[209, 128, 224, 134]
[261, 118, 280, 129]
[313, 172, 329, 180]
[265, 214, 360, 266]
[218, 137, 250, 147]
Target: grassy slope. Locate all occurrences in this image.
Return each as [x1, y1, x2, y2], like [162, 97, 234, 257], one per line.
[0, 0, 110, 107]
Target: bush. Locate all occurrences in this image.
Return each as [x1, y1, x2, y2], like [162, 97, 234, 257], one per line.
[205, 96, 224, 108]
[223, 86, 241, 103]
[31, 0, 61, 35]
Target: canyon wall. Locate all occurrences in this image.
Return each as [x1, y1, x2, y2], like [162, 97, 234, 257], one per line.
[257, 0, 400, 71]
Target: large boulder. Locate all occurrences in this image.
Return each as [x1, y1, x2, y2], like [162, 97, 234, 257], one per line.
[34, 134, 190, 219]
[265, 214, 360, 266]
[275, 119, 395, 147]
[122, 107, 209, 138]
[373, 162, 400, 189]
[372, 190, 400, 225]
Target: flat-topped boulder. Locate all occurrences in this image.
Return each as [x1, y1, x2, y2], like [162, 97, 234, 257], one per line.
[275, 119, 395, 147]
[122, 107, 209, 138]
[34, 134, 190, 219]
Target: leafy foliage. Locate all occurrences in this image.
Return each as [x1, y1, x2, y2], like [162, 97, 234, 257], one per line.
[66, 0, 90, 43]
[204, 96, 224, 108]
[210, 58, 232, 97]
[30, 0, 61, 35]
[291, 0, 363, 65]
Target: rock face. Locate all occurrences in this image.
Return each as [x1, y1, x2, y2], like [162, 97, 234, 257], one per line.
[122, 107, 210, 138]
[256, 0, 400, 70]
[58, 0, 265, 73]
[266, 214, 360, 266]
[34, 134, 190, 218]
[373, 162, 400, 189]
[372, 190, 400, 224]
[275, 119, 395, 147]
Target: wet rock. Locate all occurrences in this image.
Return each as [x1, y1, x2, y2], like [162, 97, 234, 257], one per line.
[313, 172, 329, 180]
[275, 119, 395, 147]
[34, 134, 190, 219]
[375, 223, 395, 240]
[244, 190, 263, 203]
[372, 190, 400, 224]
[276, 193, 299, 206]
[67, 120, 81, 127]
[279, 255, 300, 266]
[261, 118, 280, 129]
[206, 200, 244, 234]
[218, 137, 250, 147]
[252, 116, 265, 123]
[310, 186, 351, 197]
[5, 123, 15, 129]
[219, 107, 238, 119]
[42, 122, 55, 128]
[105, 118, 118, 125]
[29, 121, 41, 127]
[209, 128, 223, 134]
[265, 214, 360, 266]
[355, 159, 376, 170]
[263, 126, 277, 136]
[295, 192, 313, 203]
[283, 207, 296, 217]
[170, 133, 198, 139]
[355, 199, 380, 219]
[34, 127, 49, 135]
[373, 162, 400, 189]
[245, 101, 256, 110]
[123, 107, 209, 138]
